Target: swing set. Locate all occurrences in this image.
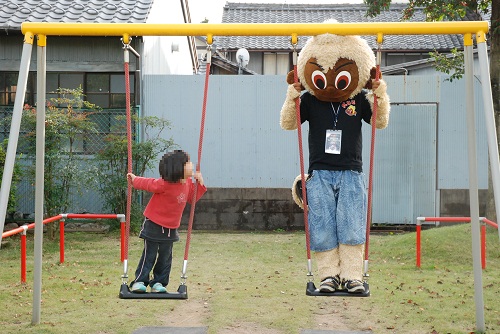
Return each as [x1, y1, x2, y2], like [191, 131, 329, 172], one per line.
[0, 21, 495, 333]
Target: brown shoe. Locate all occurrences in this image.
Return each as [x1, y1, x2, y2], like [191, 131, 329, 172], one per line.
[344, 279, 365, 293]
[319, 275, 341, 292]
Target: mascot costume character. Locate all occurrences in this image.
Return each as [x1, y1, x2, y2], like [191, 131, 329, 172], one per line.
[280, 28, 390, 294]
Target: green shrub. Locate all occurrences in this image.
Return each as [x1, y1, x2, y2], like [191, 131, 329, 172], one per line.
[90, 114, 176, 232]
[19, 87, 99, 238]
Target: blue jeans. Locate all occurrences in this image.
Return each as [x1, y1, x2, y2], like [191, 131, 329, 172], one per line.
[306, 170, 367, 251]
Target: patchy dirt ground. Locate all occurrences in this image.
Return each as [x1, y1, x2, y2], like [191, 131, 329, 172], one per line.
[163, 296, 375, 333]
[311, 298, 376, 332]
[164, 298, 209, 328]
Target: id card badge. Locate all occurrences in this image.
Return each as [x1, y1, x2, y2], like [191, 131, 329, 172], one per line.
[325, 130, 342, 154]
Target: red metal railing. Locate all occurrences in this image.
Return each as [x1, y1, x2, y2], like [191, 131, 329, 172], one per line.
[2, 213, 125, 283]
[415, 216, 498, 269]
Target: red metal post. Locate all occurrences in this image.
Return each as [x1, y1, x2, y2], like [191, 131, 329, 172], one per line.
[416, 224, 421, 268]
[482, 218, 498, 229]
[1, 214, 126, 284]
[21, 231, 27, 283]
[59, 220, 65, 263]
[66, 213, 119, 219]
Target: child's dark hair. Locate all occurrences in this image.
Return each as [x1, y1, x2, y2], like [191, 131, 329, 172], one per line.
[159, 150, 189, 182]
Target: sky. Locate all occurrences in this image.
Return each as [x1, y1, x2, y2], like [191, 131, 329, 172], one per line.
[188, 0, 374, 24]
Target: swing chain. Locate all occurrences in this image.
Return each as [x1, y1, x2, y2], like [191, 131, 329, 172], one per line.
[205, 43, 212, 64]
[290, 38, 298, 66]
[376, 35, 383, 70]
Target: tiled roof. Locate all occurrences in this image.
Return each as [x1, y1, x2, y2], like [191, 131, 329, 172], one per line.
[0, 0, 153, 32]
[218, 2, 467, 51]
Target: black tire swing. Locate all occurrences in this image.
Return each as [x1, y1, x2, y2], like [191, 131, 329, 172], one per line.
[292, 35, 383, 298]
[118, 36, 211, 300]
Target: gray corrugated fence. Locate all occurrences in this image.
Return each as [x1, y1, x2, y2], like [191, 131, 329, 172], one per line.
[142, 74, 487, 226]
[9, 74, 488, 227]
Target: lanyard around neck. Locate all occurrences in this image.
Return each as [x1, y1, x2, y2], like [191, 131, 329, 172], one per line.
[330, 102, 341, 130]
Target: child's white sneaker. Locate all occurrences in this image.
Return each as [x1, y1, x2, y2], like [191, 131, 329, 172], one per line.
[131, 282, 146, 293]
[151, 283, 166, 293]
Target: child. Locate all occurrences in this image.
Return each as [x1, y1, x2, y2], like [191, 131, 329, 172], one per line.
[126, 149, 207, 293]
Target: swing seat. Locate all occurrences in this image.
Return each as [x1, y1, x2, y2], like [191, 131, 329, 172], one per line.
[119, 283, 188, 299]
[306, 281, 370, 297]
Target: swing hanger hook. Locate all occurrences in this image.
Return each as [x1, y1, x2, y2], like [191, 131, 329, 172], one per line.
[376, 33, 384, 55]
[121, 34, 132, 49]
[290, 33, 298, 52]
[206, 33, 213, 51]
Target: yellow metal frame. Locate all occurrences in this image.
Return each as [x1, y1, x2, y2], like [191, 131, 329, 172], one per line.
[7, 19, 494, 333]
[21, 22, 489, 40]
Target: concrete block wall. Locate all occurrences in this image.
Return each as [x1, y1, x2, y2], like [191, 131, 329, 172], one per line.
[440, 189, 488, 217]
[179, 188, 304, 231]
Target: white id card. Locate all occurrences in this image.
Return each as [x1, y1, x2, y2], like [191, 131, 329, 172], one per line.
[325, 130, 342, 154]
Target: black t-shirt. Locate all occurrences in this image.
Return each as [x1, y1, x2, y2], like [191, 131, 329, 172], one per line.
[300, 90, 372, 173]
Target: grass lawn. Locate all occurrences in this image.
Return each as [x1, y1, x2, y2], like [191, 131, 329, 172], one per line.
[0, 224, 499, 333]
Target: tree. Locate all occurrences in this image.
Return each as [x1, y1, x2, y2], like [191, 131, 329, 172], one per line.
[20, 87, 99, 238]
[365, 0, 499, 220]
[90, 114, 175, 231]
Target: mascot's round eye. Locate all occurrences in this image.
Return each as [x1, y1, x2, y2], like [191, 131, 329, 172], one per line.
[311, 70, 327, 90]
[335, 71, 352, 90]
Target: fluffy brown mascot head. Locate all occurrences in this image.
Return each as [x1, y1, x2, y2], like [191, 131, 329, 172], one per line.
[287, 24, 378, 103]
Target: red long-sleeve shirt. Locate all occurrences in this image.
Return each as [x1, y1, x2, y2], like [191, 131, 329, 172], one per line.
[132, 176, 207, 229]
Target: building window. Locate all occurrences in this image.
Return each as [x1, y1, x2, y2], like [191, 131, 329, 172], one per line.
[0, 71, 134, 108]
[85, 73, 134, 108]
[0, 71, 135, 154]
[0, 72, 35, 106]
[263, 52, 290, 75]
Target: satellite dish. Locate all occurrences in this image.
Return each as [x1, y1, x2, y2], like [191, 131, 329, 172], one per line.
[236, 48, 250, 69]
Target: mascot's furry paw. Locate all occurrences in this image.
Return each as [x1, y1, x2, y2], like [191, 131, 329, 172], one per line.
[279, 85, 301, 130]
[367, 79, 390, 129]
[292, 174, 309, 209]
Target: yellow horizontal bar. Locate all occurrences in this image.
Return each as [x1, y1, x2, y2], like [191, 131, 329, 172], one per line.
[21, 22, 489, 37]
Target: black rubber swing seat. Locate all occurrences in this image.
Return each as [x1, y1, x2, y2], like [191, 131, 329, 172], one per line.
[306, 281, 370, 297]
[119, 283, 188, 299]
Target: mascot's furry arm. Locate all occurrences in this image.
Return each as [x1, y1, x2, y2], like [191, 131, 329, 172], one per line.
[366, 68, 390, 129]
[280, 80, 301, 130]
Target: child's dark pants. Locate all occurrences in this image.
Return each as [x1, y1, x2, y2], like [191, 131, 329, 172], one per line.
[131, 219, 179, 288]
